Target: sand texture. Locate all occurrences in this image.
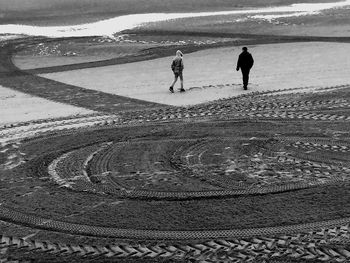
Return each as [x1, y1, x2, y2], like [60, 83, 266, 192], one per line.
[39, 42, 350, 106]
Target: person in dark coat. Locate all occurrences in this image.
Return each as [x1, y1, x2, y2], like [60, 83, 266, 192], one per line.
[236, 47, 254, 90]
[169, 50, 185, 93]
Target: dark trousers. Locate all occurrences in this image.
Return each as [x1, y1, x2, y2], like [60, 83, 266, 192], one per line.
[241, 68, 250, 89]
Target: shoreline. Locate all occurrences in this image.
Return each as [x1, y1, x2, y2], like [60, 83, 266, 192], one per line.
[0, 0, 341, 26]
[1, 0, 350, 37]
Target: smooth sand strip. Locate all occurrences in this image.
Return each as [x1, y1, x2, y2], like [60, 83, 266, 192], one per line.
[0, 85, 93, 125]
[39, 42, 350, 106]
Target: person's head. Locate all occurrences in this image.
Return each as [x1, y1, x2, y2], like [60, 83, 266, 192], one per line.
[176, 50, 183, 57]
[242, 47, 248, 52]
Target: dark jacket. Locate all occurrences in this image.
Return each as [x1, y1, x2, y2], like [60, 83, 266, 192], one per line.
[171, 57, 184, 73]
[237, 51, 254, 71]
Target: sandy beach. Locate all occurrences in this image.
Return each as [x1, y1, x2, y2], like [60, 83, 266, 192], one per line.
[1, 1, 350, 262]
[0, 0, 342, 26]
[36, 42, 350, 106]
[0, 85, 93, 125]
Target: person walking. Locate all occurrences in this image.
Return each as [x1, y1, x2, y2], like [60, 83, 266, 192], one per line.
[169, 50, 185, 93]
[236, 47, 254, 90]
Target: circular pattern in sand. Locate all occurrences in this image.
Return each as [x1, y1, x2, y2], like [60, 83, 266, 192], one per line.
[47, 133, 350, 199]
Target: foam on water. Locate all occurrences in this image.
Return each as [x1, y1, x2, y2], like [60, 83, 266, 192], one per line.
[0, 0, 349, 38]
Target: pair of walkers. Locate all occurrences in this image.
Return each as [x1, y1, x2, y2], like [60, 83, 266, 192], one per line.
[169, 47, 254, 93]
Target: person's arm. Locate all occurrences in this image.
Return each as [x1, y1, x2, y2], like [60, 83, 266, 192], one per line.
[250, 54, 254, 68]
[236, 55, 241, 71]
[171, 60, 175, 71]
[181, 59, 184, 70]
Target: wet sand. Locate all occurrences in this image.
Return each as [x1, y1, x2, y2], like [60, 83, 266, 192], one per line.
[1, 0, 349, 37]
[0, 0, 338, 26]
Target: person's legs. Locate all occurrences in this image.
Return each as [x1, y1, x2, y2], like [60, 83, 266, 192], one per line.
[179, 72, 185, 91]
[170, 74, 179, 92]
[170, 75, 178, 88]
[242, 69, 250, 90]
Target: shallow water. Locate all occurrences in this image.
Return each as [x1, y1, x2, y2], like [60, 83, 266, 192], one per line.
[0, 0, 349, 38]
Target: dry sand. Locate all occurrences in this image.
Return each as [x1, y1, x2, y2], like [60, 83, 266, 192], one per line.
[39, 42, 350, 106]
[0, 85, 93, 125]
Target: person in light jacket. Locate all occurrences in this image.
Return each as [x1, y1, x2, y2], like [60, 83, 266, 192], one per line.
[169, 50, 185, 93]
[236, 47, 254, 90]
